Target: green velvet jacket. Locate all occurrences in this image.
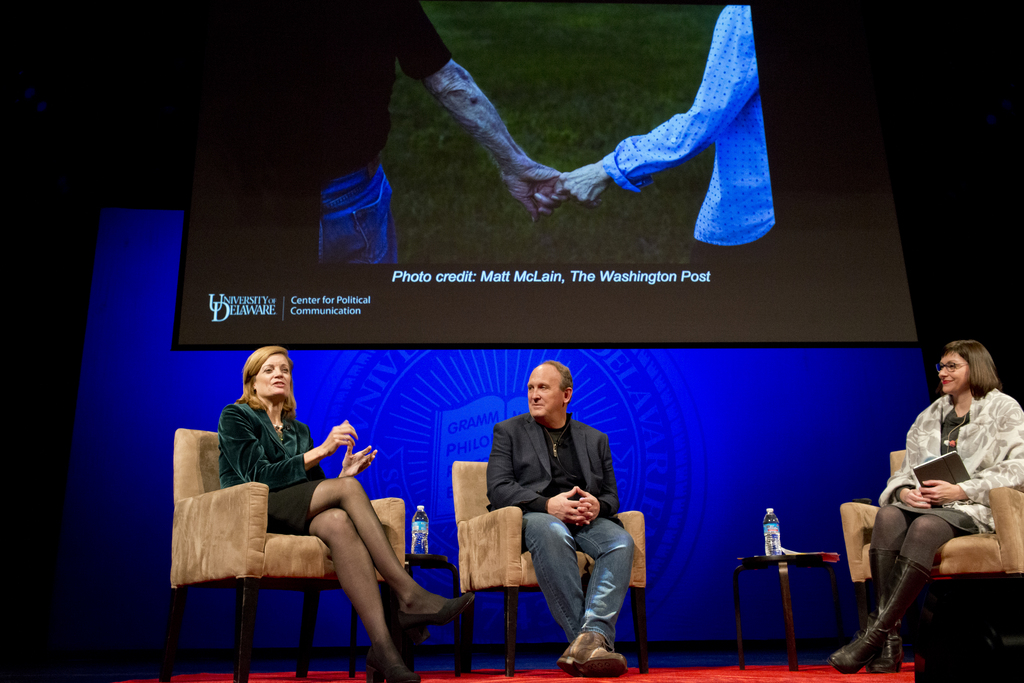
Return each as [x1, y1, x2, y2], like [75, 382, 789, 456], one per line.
[218, 403, 326, 491]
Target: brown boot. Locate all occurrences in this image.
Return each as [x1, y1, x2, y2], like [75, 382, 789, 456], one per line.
[557, 640, 581, 677]
[570, 632, 627, 678]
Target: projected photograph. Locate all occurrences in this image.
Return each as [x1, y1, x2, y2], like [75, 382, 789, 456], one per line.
[389, 3, 772, 263]
[189, 2, 771, 266]
[177, 0, 915, 347]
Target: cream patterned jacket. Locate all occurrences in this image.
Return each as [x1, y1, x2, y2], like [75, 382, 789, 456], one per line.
[879, 389, 1024, 533]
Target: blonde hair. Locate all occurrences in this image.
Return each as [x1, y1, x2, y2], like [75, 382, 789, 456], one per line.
[236, 346, 297, 419]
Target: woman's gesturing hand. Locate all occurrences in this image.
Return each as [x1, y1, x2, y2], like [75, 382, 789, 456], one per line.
[304, 420, 360, 469]
[338, 444, 376, 478]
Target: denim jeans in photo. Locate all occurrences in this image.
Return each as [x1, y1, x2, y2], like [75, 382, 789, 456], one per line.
[320, 164, 397, 264]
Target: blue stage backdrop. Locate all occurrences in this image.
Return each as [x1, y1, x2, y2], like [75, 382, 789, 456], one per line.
[49, 209, 929, 650]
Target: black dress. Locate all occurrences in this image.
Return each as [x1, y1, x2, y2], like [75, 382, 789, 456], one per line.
[268, 478, 324, 535]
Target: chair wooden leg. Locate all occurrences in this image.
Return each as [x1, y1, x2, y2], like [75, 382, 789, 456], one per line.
[825, 565, 845, 645]
[349, 606, 358, 678]
[297, 589, 320, 677]
[234, 577, 260, 683]
[855, 581, 871, 631]
[504, 587, 518, 677]
[460, 595, 475, 674]
[160, 586, 187, 682]
[383, 584, 402, 660]
[630, 587, 648, 674]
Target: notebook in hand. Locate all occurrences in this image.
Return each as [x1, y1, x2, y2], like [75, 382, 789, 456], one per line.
[913, 452, 970, 485]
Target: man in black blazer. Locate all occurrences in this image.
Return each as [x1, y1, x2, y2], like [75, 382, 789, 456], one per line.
[487, 361, 634, 678]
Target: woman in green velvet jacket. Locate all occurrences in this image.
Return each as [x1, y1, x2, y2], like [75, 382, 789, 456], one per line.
[218, 346, 472, 683]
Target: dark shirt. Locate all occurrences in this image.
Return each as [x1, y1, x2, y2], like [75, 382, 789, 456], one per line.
[523, 416, 611, 518]
[539, 419, 585, 492]
[939, 409, 970, 456]
[197, 0, 453, 193]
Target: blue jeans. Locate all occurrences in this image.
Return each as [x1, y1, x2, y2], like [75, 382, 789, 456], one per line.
[320, 164, 397, 264]
[523, 513, 634, 645]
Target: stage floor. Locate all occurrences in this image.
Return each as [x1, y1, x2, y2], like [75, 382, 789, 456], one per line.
[1, 644, 914, 683]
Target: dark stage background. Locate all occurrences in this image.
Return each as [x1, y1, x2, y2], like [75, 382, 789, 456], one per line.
[8, 0, 1017, 664]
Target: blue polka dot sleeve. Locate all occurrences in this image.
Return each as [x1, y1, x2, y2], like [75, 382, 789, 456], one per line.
[601, 5, 775, 245]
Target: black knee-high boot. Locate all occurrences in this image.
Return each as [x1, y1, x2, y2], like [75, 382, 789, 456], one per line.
[865, 549, 903, 673]
[829, 556, 929, 674]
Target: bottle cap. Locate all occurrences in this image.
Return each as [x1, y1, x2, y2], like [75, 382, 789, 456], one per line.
[766, 507, 773, 512]
[417, 505, 424, 510]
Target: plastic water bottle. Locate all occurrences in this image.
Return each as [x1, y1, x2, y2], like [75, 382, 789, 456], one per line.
[412, 505, 429, 554]
[763, 508, 782, 556]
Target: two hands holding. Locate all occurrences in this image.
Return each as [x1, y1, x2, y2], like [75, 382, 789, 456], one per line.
[303, 420, 377, 478]
[546, 485, 601, 526]
[507, 160, 612, 221]
[899, 480, 967, 508]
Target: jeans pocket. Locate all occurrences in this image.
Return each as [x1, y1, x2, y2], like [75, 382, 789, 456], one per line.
[320, 173, 393, 264]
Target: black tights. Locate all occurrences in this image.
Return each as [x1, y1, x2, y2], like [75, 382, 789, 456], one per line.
[870, 505, 966, 568]
[306, 478, 448, 666]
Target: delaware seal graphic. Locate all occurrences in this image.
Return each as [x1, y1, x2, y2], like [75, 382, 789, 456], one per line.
[310, 349, 705, 638]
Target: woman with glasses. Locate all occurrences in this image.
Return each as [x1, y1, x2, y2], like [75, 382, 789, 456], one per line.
[829, 340, 1023, 674]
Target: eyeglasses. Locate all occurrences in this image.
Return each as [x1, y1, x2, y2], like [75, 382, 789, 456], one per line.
[936, 362, 967, 373]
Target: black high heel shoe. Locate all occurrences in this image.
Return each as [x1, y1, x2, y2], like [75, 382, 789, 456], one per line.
[397, 592, 474, 634]
[365, 645, 420, 683]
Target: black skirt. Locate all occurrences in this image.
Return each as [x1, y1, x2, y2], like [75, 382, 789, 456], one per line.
[267, 479, 323, 535]
[891, 501, 980, 534]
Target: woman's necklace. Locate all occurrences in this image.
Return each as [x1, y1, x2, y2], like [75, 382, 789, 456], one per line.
[943, 411, 968, 448]
[273, 423, 285, 442]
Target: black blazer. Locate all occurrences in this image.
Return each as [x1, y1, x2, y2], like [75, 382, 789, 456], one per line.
[486, 413, 620, 516]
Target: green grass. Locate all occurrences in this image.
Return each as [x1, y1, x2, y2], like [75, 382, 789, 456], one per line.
[385, 2, 723, 264]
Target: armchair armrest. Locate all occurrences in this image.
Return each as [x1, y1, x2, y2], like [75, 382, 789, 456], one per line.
[171, 481, 269, 586]
[617, 511, 647, 587]
[839, 501, 879, 583]
[990, 487, 1024, 574]
[457, 506, 525, 593]
[371, 497, 406, 559]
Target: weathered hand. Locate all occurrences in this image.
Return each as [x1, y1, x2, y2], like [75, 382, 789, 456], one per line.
[338, 444, 376, 478]
[919, 480, 967, 505]
[554, 162, 612, 208]
[502, 161, 563, 221]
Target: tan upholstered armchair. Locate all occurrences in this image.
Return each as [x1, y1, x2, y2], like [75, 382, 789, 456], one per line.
[451, 461, 648, 677]
[839, 449, 1024, 628]
[161, 428, 406, 683]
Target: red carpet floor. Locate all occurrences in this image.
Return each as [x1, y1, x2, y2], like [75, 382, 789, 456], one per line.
[118, 664, 915, 682]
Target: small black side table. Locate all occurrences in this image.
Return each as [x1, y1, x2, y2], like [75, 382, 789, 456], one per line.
[733, 554, 844, 671]
[404, 553, 462, 677]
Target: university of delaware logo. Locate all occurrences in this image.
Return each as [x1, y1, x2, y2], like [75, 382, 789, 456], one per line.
[209, 294, 278, 322]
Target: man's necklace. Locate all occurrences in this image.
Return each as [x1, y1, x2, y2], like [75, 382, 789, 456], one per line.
[545, 425, 569, 458]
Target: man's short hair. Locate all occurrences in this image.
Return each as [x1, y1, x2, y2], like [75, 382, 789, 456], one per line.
[542, 360, 573, 391]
